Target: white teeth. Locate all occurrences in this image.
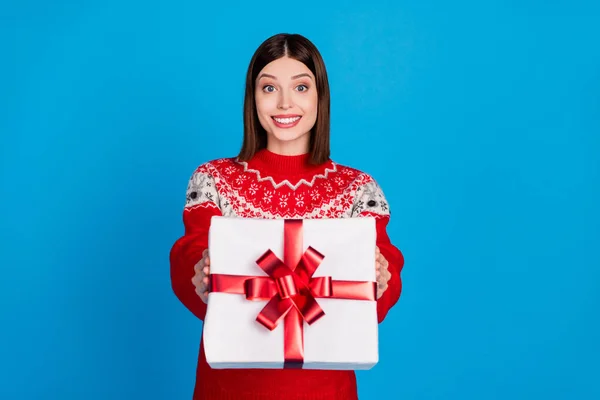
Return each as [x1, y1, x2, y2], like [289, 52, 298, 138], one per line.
[273, 116, 301, 124]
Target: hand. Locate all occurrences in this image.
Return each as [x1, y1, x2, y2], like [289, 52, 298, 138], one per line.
[375, 246, 391, 299]
[192, 249, 210, 304]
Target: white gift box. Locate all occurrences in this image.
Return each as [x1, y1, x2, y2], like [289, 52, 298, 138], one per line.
[203, 216, 379, 370]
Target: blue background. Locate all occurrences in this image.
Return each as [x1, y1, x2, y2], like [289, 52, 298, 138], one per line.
[2, 1, 599, 399]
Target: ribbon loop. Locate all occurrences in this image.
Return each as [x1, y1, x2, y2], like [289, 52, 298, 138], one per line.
[276, 275, 298, 299]
[256, 297, 293, 331]
[295, 246, 325, 283]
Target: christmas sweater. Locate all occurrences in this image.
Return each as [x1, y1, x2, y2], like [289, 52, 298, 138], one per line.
[169, 149, 404, 400]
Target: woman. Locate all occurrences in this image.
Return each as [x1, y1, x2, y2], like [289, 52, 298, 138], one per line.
[170, 33, 404, 400]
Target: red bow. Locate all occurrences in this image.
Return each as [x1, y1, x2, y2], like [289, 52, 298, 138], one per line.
[246, 245, 331, 330]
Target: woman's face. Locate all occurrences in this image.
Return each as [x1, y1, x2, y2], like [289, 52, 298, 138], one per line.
[254, 56, 318, 155]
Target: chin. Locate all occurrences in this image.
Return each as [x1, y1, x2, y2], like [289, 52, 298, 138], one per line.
[266, 128, 311, 151]
[270, 127, 310, 142]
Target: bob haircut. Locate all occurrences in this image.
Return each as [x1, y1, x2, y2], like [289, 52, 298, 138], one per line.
[238, 33, 331, 165]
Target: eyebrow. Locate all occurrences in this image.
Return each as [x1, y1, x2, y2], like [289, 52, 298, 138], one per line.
[257, 73, 313, 81]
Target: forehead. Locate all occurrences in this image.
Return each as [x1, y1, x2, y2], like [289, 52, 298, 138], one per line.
[258, 56, 313, 79]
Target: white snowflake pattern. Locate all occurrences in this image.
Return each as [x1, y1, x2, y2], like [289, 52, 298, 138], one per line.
[279, 194, 289, 208]
[248, 183, 259, 195]
[235, 175, 248, 186]
[263, 190, 273, 203]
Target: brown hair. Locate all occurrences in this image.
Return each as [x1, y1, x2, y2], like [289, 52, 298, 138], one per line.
[237, 33, 331, 165]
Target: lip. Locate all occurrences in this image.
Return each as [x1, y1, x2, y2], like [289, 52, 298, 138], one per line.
[271, 115, 302, 129]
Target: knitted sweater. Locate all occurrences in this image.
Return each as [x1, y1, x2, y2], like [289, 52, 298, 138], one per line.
[169, 149, 404, 400]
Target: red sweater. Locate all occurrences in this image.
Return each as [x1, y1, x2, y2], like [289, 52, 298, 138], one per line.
[170, 149, 404, 400]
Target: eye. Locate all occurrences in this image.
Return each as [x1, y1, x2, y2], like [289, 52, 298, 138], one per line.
[262, 85, 276, 93]
[296, 84, 309, 92]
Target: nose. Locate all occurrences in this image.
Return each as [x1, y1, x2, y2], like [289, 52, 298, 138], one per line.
[278, 89, 293, 110]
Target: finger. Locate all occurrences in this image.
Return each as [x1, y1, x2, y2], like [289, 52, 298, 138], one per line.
[194, 261, 202, 274]
[385, 265, 392, 279]
[203, 266, 209, 276]
[384, 273, 391, 285]
[205, 256, 210, 266]
[198, 274, 207, 288]
[379, 286, 387, 297]
[379, 284, 386, 293]
[379, 266, 388, 280]
[379, 258, 389, 273]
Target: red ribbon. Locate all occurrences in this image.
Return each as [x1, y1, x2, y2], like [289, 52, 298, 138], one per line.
[209, 219, 377, 368]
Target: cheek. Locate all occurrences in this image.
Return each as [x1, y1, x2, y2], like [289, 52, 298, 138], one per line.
[309, 91, 319, 110]
[300, 93, 318, 117]
[254, 97, 273, 130]
[306, 95, 318, 119]
[256, 94, 277, 115]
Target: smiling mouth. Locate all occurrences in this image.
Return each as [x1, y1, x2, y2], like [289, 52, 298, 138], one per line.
[272, 115, 302, 128]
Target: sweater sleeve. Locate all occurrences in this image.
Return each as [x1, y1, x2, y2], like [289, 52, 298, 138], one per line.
[351, 177, 405, 323]
[169, 164, 223, 321]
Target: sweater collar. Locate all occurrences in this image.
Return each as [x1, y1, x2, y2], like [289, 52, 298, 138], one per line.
[247, 148, 330, 177]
